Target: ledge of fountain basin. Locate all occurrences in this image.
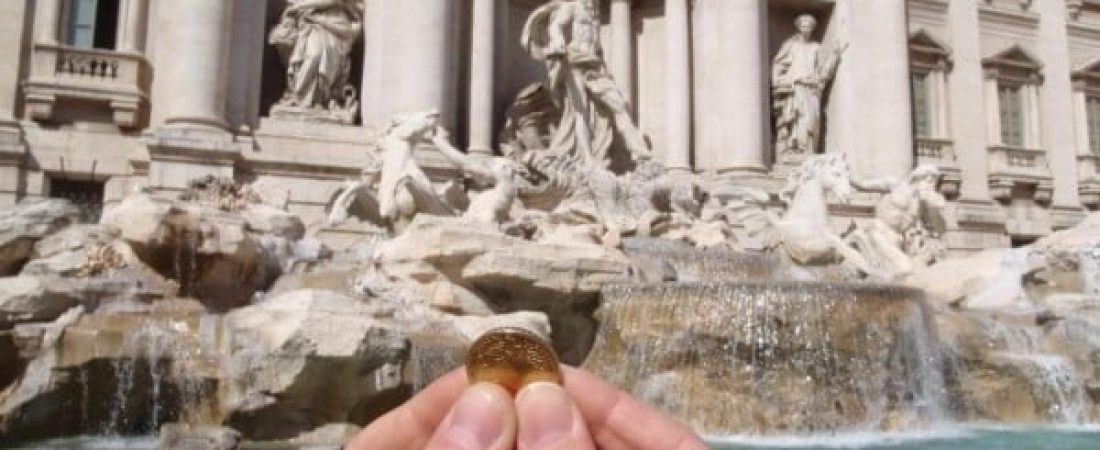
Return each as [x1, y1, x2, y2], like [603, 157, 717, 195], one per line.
[600, 281, 928, 301]
[620, 238, 780, 282]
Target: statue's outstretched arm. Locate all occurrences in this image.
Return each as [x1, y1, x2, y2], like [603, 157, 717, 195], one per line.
[430, 127, 494, 182]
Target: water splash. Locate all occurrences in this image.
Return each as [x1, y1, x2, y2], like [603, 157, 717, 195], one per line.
[1008, 354, 1088, 423]
[587, 282, 947, 435]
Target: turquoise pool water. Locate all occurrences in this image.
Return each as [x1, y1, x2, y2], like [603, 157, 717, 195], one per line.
[10, 426, 1100, 449]
[708, 426, 1100, 450]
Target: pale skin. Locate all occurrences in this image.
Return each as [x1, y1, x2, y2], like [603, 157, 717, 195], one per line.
[348, 366, 709, 450]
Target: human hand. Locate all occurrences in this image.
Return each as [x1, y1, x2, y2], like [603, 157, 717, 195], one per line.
[347, 365, 708, 450]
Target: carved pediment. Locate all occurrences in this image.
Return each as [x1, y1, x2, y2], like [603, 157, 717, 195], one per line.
[909, 29, 952, 71]
[983, 45, 1043, 83]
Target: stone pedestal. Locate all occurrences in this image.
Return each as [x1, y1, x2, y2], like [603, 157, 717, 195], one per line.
[145, 128, 241, 193]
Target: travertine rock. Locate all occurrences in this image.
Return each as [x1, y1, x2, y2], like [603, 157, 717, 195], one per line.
[101, 192, 303, 309]
[377, 216, 627, 363]
[0, 199, 82, 276]
[0, 307, 84, 440]
[915, 213, 1100, 309]
[221, 289, 408, 440]
[0, 276, 81, 330]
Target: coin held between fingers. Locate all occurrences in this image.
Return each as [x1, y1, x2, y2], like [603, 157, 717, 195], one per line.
[466, 327, 563, 394]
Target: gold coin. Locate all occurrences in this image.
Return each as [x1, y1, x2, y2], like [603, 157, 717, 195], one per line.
[466, 327, 563, 393]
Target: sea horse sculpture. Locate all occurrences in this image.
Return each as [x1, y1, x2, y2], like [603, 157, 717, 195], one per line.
[758, 153, 876, 276]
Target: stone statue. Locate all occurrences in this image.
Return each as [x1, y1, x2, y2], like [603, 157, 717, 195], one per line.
[269, 0, 363, 125]
[503, 0, 650, 169]
[329, 111, 521, 231]
[847, 164, 948, 278]
[375, 111, 459, 229]
[755, 153, 876, 276]
[771, 14, 844, 161]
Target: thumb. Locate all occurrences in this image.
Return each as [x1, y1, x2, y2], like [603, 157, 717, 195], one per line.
[425, 383, 516, 450]
[516, 382, 596, 450]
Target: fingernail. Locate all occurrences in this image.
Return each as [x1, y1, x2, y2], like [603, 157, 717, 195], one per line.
[516, 382, 575, 449]
[439, 384, 509, 449]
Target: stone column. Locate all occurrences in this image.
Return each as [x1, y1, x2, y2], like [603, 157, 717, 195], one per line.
[363, 0, 457, 131]
[468, 0, 496, 155]
[33, 0, 60, 45]
[116, 0, 149, 53]
[940, 0, 1006, 250]
[984, 73, 1002, 145]
[154, 0, 233, 130]
[832, 0, 913, 179]
[1037, 0, 1083, 215]
[609, 0, 634, 109]
[693, 0, 767, 174]
[146, 0, 237, 194]
[664, 0, 691, 171]
[0, 0, 29, 206]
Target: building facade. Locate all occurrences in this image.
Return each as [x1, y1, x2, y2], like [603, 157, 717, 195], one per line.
[0, 0, 1097, 252]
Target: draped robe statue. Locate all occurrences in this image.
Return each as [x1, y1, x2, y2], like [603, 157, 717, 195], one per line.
[771, 14, 843, 159]
[504, 0, 650, 169]
[269, 0, 363, 124]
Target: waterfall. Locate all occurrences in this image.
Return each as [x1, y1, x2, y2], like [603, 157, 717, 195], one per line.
[586, 282, 947, 435]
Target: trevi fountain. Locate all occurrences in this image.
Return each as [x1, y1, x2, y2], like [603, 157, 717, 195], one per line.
[2, 0, 1100, 449]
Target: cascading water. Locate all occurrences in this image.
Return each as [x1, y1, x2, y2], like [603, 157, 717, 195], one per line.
[941, 311, 1093, 424]
[585, 282, 947, 435]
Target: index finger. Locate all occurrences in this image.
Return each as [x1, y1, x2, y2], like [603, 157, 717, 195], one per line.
[561, 366, 709, 450]
[346, 368, 469, 450]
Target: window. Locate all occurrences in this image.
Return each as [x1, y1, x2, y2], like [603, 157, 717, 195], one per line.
[999, 84, 1026, 148]
[983, 46, 1043, 149]
[1088, 97, 1100, 155]
[64, 0, 119, 50]
[908, 30, 952, 141]
[911, 72, 933, 138]
[48, 178, 105, 223]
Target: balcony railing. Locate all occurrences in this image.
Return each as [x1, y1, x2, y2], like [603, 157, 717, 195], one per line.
[914, 137, 962, 197]
[1080, 153, 1100, 209]
[23, 43, 151, 128]
[987, 145, 1053, 203]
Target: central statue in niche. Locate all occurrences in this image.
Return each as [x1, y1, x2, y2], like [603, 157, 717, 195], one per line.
[503, 0, 651, 169]
[269, 0, 363, 125]
[771, 14, 844, 162]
